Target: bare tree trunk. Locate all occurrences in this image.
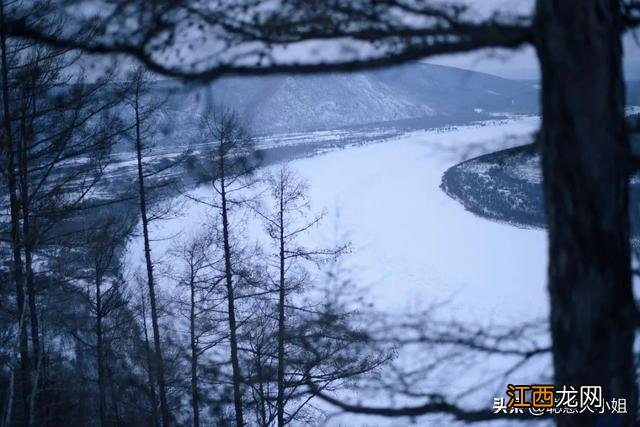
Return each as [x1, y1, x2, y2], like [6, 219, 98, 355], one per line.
[276, 179, 285, 427]
[188, 269, 200, 427]
[20, 111, 40, 427]
[254, 347, 268, 427]
[27, 354, 40, 427]
[1, 1, 30, 423]
[23, 224, 38, 427]
[107, 363, 122, 427]
[134, 90, 171, 427]
[95, 270, 107, 427]
[141, 289, 160, 427]
[218, 153, 245, 427]
[1, 301, 27, 427]
[19, 62, 41, 368]
[535, 1, 636, 426]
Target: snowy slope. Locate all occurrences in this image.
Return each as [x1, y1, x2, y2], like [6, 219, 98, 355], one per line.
[152, 63, 539, 137]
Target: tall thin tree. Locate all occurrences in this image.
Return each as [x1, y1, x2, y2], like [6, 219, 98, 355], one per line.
[128, 69, 172, 427]
[0, 1, 30, 423]
[198, 107, 259, 427]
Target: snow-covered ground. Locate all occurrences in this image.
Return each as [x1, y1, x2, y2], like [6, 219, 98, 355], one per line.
[126, 116, 549, 425]
[294, 117, 546, 322]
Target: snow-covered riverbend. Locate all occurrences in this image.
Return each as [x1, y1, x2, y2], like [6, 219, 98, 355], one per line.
[126, 116, 549, 425]
[130, 117, 546, 315]
[293, 117, 547, 322]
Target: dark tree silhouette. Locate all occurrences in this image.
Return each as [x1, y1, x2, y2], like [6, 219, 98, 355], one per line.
[3, 1, 640, 426]
[242, 164, 385, 426]
[169, 229, 227, 427]
[1, 3, 29, 422]
[126, 68, 174, 427]
[1, 14, 125, 426]
[194, 106, 259, 427]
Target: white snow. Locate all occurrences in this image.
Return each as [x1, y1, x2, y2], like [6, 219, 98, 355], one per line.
[125, 116, 549, 424]
[509, 154, 543, 184]
[293, 117, 547, 321]
[625, 105, 640, 116]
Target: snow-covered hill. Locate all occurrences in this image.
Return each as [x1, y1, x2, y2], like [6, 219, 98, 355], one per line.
[154, 62, 539, 137]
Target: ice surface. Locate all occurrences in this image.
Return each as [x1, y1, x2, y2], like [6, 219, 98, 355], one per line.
[125, 117, 549, 425]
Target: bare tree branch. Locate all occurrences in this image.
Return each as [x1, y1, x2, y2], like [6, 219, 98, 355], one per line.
[309, 382, 541, 422]
[3, 0, 533, 82]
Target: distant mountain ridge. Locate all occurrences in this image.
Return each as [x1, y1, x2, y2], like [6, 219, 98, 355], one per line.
[156, 62, 540, 137]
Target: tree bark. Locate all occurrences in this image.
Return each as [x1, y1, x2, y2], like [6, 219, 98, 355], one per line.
[20, 109, 41, 427]
[107, 362, 122, 427]
[19, 64, 41, 368]
[140, 290, 160, 427]
[218, 150, 245, 427]
[535, 1, 636, 425]
[276, 178, 285, 427]
[134, 89, 171, 427]
[189, 267, 200, 427]
[95, 270, 107, 427]
[1, 1, 31, 423]
[254, 347, 268, 427]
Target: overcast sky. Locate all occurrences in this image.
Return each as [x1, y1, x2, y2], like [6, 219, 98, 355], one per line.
[427, 39, 640, 80]
[426, 0, 640, 80]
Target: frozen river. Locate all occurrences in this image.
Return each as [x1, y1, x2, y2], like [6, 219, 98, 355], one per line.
[126, 116, 549, 425]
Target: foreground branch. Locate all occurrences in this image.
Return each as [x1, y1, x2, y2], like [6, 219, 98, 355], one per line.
[309, 383, 540, 422]
[4, 1, 533, 82]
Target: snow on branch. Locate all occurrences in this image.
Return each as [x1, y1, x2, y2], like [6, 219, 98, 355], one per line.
[4, 0, 533, 81]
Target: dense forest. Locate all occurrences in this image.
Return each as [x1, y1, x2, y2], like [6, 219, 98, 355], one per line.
[0, 39, 390, 424]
